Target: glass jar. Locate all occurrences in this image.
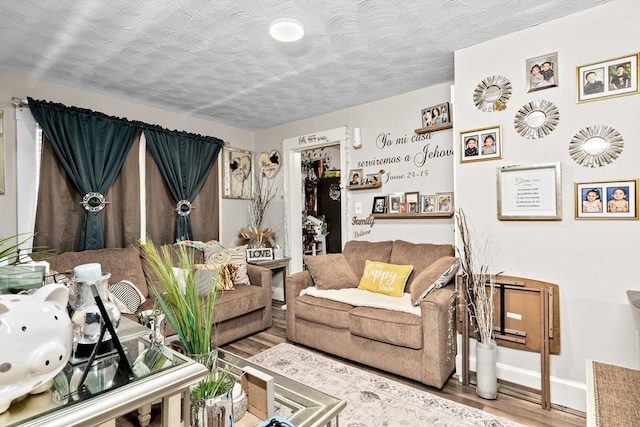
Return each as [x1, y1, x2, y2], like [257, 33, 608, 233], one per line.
[69, 273, 121, 358]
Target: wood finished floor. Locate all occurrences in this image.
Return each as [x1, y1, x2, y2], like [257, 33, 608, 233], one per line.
[119, 300, 585, 427]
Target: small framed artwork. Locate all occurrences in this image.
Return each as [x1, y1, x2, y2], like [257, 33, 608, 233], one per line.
[405, 191, 419, 213]
[577, 52, 639, 103]
[348, 169, 363, 186]
[420, 195, 435, 213]
[460, 126, 502, 163]
[420, 102, 453, 131]
[575, 179, 638, 220]
[223, 146, 254, 199]
[365, 173, 381, 186]
[436, 192, 453, 213]
[372, 196, 387, 214]
[247, 247, 273, 262]
[388, 192, 404, 214]
[497, 162, 561, 221]
[527, 52, 558, 92]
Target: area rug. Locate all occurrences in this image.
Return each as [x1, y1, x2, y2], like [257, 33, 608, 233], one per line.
[249, 343, 523, 427]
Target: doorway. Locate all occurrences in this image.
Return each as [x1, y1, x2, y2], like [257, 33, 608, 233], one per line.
[301, 145, 342, 257]
[282, 127, 351, 274]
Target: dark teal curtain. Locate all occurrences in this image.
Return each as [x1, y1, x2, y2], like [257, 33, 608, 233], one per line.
[28, 97, 141, 251]
[144, 127, 223, 241]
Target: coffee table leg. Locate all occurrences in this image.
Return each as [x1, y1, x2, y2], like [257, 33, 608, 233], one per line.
[137, 403, 152, 426]
[161, 393, 183, 427]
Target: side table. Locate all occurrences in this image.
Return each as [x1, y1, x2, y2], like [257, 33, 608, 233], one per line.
[248, 257, 290, 308]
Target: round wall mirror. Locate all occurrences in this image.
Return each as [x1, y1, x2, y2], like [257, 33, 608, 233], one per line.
[473, 75, 513, 112]
[513, 100, 559, 139]
[569, 125, 623, 168]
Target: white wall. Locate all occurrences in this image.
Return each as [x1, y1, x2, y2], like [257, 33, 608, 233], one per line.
[0, 71, 253, 247]
[453, 0, 640, 411]
[256, 82, 456, 252]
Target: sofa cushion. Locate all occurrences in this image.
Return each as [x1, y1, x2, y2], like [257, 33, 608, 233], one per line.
[390, 240, 455, 288]
[48, 246, 148, 297]
[410, 257, 460, 305]
[204, 245, 250, 285]
[304, 254, 360, 290]
[214, 284, 267, 323]
[357, 261, 413, 297]
[342, 240, 393, 277]
[295, 294, 353, 329]
[349, 307, 423, 350]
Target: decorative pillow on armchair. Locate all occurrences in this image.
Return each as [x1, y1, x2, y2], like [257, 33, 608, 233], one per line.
[204, 245, 249, 285]
[303, 254, 360, 290]
[410, 256, 460, 306]
[357, 260, 413, 297]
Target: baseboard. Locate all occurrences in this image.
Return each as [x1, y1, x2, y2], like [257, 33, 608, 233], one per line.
[455, 354, 587, 413]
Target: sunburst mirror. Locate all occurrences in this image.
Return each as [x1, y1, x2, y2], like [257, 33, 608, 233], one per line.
[513, 100, 560, 139]
[569, 125, 624, 168]
[473, 75, 513, 112]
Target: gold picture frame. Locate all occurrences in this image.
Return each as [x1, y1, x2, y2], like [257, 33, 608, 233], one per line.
[497, 163, 562, 221]
[575, 179, 638, 220]
[576, 52, 640, 103]
[460, 125, 502, 163]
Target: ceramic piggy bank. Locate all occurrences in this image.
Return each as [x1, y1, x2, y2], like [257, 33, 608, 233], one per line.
[0, 283, 72, 413]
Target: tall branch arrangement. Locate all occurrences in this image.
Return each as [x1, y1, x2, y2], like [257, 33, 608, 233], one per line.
[238, 174, 278, 247]
[455, 208, 496, 344]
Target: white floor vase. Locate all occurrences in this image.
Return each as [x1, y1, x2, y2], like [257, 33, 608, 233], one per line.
[476, 340, 498, 400]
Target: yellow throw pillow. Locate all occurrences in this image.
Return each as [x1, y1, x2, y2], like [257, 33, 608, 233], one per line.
[357, 260, 413, 297]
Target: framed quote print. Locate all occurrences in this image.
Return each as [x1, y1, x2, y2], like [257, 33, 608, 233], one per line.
[497, 163, 562, 221]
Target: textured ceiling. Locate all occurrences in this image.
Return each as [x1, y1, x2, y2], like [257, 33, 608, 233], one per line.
[0, 0, 608, 131]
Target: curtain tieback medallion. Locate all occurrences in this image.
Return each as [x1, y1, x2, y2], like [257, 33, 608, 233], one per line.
[175, 200, 193, 216]
[81, 192, 109, 212]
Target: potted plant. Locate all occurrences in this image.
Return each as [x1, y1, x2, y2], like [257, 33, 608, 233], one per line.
[139, 239, 236, 426]
[455, 209, 498, 400]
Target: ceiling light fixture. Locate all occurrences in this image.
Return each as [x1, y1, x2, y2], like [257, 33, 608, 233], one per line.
[269, 18, 304, 42]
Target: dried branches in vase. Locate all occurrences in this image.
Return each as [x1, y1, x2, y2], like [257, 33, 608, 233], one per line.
[455, 208, 496, 344]
[238, 174, 278, 248]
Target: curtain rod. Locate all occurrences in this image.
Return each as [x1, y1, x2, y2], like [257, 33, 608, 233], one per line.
[11, 97, 28, 107]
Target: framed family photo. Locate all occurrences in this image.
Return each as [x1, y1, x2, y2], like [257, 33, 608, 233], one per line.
[460, 125, 502, 163]
[420, 195, 435, 213]
[372, 196, 387, 214]
[348, 168, 363, 186]
[405, 191, 419, 213]
[364, 173, 381, 186]
[527, 52, 558, 92]
[420, 102, 452, 131]
[576, 52, 639, 103]
[436, 192, 453, 213]
[497, 162, 561, 221]
[388, 192, 404, 214]
[222, 146, 253, 199]
[575, 179, 638, 220]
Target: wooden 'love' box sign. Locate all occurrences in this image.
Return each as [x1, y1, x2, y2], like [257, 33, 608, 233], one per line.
[247, 248, 273, 262]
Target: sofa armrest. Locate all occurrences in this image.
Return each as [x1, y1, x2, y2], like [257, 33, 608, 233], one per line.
[285, 270, 314, 304]
[419, 284, 456, 388]
[285, 270, 314, 342]
[246, 264, 272, 288]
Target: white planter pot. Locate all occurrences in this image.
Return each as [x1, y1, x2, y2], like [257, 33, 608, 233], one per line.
[476, 340, 498, 400]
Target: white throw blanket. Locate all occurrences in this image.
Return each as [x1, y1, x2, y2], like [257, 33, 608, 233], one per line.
[300, 287, 421, 316]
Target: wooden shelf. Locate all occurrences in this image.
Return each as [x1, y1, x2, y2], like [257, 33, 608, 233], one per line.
[372, 212, 453, 219]
[347, 183, 382, 190]
[414, 122, 453, 134]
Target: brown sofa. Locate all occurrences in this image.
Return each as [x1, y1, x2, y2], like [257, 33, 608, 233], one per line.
[47, 245, 273, 346]
[285, 240, 457, 389]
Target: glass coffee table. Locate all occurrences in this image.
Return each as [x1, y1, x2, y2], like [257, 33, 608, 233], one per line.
[1, 318, 208, 427]
[218, 349, 346, 427]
